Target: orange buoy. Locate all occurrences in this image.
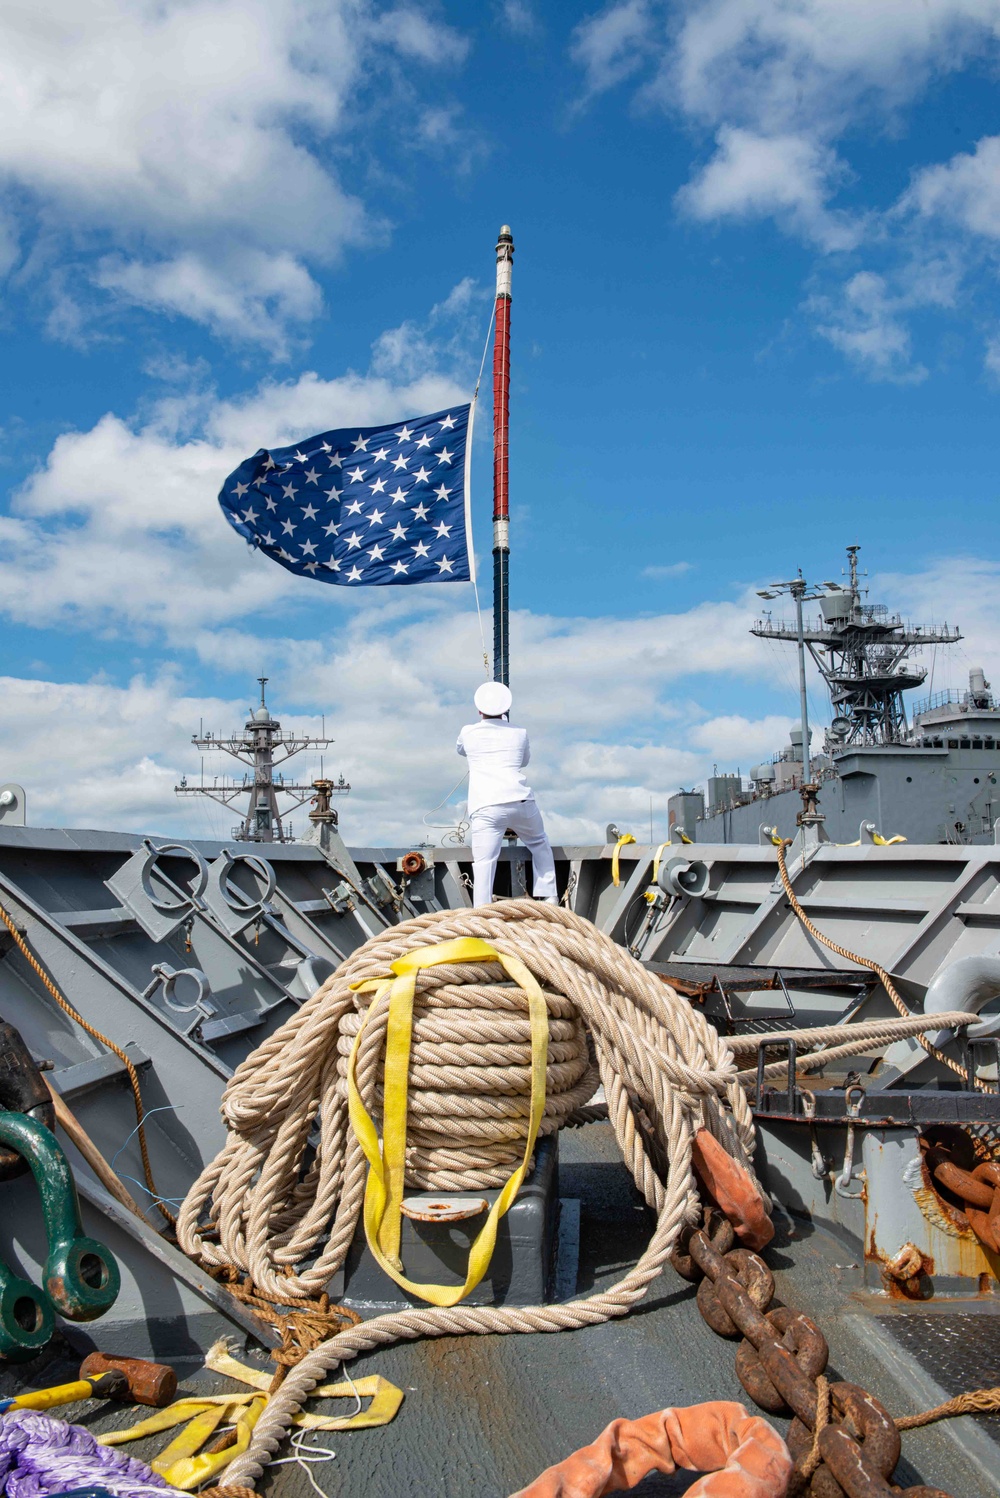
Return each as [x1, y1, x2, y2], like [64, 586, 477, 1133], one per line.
[510, 1400, 792, 1498]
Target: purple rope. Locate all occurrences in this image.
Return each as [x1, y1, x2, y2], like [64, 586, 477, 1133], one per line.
[0, 1410, 179, 1498]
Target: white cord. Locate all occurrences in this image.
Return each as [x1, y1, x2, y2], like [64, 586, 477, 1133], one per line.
[422, 770, 471, 844]
[422, 770, 469, 826]
[268, 1366, 364, 1498]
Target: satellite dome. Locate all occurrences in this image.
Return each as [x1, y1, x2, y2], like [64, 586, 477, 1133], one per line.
[254, 706, 271, 722]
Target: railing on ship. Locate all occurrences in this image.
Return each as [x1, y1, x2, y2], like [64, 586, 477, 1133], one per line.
[913, 687, 997, 716]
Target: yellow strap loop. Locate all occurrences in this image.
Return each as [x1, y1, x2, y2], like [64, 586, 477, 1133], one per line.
[99, 1395, 260, 1446]
[159, 1397, 267, 1490]
[873, 833, 907, 845]
[651, 841, 669, 884]
[347, 936, 548, 1307]
[204, 1340, 402, 1429]
[611, 833, 636, 887]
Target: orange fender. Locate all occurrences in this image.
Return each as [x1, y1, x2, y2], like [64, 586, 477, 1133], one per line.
[510, 1400, 792, 1498]
[692, 1129, 774, 1252]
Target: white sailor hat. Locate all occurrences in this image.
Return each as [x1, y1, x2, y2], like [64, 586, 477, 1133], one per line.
[474, 681, 513, 716]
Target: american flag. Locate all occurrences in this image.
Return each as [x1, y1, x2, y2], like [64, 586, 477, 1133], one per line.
[218, 403, 472, 586]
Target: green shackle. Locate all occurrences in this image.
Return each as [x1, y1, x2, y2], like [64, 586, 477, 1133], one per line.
[0, 1111, 120, 1345]
[0, 1261, 54, 1362]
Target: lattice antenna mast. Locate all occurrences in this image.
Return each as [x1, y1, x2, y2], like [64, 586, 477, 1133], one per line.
[752, 546, 962, 749]
[175, 677, 350, 842]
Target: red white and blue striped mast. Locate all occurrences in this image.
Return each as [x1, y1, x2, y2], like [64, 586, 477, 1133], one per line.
[492, 224, 513, 686]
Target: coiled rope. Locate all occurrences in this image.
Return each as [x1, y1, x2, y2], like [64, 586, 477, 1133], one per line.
[177, 900, 761, 1490]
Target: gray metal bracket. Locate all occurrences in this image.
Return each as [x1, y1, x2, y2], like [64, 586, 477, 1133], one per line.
[105, 839, 208, 942]
[204, 848, 277, 936]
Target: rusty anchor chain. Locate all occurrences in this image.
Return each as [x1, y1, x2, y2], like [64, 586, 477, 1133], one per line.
[671, 1214, 950, 1498]
[920, 1136, 1000, 1254]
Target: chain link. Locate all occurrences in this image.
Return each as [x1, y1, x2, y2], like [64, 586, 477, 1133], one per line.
[672, 1217, 951, 1497]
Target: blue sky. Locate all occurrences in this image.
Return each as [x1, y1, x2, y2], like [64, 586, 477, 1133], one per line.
[2, 0, 1000, 844]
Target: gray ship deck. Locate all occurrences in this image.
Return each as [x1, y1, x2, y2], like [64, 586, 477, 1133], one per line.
[3, 824, 1000, 1495]
[3, 1122, 997, 1498]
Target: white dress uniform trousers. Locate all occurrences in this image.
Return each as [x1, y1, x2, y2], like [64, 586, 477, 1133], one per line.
[457, 718, 557, 907]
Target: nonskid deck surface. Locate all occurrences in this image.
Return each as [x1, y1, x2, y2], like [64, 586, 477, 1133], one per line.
[3, 1124, 996, 1498]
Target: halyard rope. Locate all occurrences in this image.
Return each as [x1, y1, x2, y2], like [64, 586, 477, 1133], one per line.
[177, 899, 759, 1490]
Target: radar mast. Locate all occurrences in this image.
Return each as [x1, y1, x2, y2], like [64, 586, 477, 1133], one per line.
[175, 677, 350, 842]
[752, 546, 961, 749]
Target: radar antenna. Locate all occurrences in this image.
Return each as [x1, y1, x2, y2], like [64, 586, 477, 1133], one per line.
[753, 546, 961, 749]
[174, 678, 350, 842]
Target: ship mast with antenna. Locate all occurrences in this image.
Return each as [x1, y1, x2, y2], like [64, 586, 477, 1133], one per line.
[753, 545, 961, 749]
[175, 678, 350, 842]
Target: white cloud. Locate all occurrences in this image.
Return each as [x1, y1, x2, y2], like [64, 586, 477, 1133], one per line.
[689, 713, 795, 766]
[985, 332, 1000, 376]
[662, 0, 1000, 252]
[371, 7, 470, 63]
[907, 134, 1000, 239]
[677, 128, 860, 251]
[10, 557, 986, 848]
[498, 0, 539, 38]
[0, 288, 479, 639]
[642, 561, 692, 579]
[874, 556, 1000, 678]
[0, 0, 467, 343]
[809, 270, 928, 382]
[570, 0, 652, 100]
[664, 0, 1000, 134]
[569, 0, 1000, 377]
[0, 591, 782, 846]
[94, 251, 324, 354]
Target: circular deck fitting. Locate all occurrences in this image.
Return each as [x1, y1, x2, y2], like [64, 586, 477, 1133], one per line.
[400, 1196, 488, 1223]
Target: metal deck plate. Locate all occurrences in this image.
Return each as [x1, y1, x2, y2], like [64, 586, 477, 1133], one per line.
[875, 1312, 1000, 1441]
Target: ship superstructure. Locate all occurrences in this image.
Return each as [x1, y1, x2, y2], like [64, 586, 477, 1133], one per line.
[175, 677, 350, 842]
[677, 547, 1000, 845]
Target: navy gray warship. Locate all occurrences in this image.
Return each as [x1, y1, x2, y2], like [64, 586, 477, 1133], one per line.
[674, 546, 1000, 848]
[3, 670, 1000, 1497]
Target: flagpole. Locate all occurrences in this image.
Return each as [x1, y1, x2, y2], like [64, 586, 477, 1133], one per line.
[492, 224, 513, 687]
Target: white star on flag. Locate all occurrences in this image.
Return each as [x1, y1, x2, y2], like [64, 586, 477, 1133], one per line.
[219, 404, 472, 588]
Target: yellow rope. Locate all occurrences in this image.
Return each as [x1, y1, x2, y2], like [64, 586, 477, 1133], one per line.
[0, 894, 175, 1222]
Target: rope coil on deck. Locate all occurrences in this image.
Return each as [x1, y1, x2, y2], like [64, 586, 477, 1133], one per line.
[177, 900, 763, 1489]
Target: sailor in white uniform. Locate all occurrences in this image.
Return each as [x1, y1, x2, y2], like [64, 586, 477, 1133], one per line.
[457, 681, 558, 908]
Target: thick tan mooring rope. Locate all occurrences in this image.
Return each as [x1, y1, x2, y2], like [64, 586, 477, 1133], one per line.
[729, 1011, 977, 1087]
[177, 899, 759, 1489]
[775, 840, 993, 1092]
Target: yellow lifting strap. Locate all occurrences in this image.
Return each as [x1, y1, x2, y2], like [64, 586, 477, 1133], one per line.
[205, 1341, 404, 1430]
[651, 840, 669, 884]
[156, 1397, 267, 1490]
[348, 935, 548, 1308]
[873, 832, 907, 845]
[611, 833, 636, 887]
